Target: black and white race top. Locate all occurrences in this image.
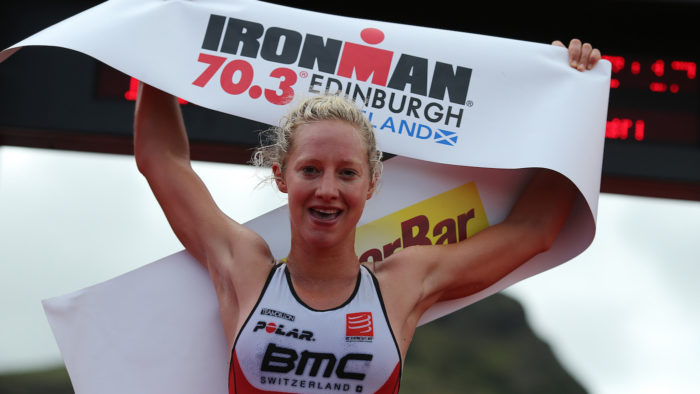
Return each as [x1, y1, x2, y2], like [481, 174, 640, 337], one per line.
[229, 264, 401, 393]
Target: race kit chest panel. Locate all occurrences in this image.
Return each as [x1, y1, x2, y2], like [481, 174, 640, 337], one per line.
[229, 264, 401, 393]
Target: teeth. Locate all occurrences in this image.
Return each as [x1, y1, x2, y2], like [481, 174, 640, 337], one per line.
[310, 208, 341, 220]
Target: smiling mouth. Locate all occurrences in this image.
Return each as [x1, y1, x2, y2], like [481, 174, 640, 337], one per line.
[309, 208, 342, 221]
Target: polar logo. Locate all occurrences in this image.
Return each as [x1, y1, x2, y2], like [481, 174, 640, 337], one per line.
[253, 321, 315, 341]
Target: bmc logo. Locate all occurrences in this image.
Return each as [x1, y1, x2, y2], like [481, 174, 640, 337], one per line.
[346, 312, 373, 338]
[261, 343, 372, 381]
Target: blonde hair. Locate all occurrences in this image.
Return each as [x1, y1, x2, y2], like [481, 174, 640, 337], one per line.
[251, 94, 383, 182]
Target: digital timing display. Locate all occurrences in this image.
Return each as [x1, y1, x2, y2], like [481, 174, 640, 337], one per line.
[602, 54, 698, 146]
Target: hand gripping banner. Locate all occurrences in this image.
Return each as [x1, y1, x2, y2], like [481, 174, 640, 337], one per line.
[1, 0, 610, 393]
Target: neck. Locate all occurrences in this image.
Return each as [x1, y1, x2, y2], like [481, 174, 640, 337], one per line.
[286, 240, 360, 280]
[284, 236, 361, 310]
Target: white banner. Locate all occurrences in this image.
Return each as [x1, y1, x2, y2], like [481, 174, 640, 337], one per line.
[2, 0, 610, 393]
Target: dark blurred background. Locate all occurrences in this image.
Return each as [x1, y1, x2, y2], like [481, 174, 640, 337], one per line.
[1, 0, 698, 201]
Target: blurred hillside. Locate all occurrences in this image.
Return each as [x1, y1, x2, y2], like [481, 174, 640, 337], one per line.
[0, 293, 585, 393]
[0, 366, 73, 394]
[402, 293, 587, 393]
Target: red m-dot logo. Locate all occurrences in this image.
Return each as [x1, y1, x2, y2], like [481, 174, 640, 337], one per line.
[346, 312, 373, 337]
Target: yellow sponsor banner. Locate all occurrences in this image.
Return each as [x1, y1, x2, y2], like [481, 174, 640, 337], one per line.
[356, 182, 489, 262]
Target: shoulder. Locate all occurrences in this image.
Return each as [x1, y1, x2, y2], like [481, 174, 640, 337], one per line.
[370, 241, 479, 320]
[205, 223, 273, 284]
[367, 246, 438, 356]
[370, 245, 436, 310]
[372, 245, 441, 285]
[205, 226, 277, 345]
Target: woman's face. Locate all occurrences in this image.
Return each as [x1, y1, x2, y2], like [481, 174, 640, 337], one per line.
[274, 120, 375, 250]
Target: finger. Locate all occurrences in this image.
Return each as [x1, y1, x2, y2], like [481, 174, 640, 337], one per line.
[552, 40, 565, 48]
[578, 42, 593, 71]
[588, 48, 602, 70]
[568, 38, 582, 69]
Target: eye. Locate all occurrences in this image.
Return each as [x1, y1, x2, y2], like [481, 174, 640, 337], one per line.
[301, 166, 319, 176]
[340, 168, 359, 178]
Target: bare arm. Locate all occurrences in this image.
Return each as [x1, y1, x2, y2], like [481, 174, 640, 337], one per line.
[134, 83, 238, 266]
[414, 169, 576, 305]
[376, 39, 601, 350]
[133, 83, 273, 342]
[379, 168, 578, 356]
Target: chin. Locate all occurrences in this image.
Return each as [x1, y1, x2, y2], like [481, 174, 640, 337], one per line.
[302, 226, 356, 250]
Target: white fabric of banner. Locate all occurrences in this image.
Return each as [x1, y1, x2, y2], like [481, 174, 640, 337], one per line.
[2, 0, 610, 393]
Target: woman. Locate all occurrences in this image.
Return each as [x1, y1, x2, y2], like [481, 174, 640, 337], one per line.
[134, 39, 601, 393]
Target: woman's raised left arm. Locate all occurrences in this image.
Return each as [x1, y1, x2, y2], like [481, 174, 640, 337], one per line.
[419, 168, 577, 303]
[379, 39, 602, 327]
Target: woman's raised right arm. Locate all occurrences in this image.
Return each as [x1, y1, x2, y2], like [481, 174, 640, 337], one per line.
[133, 83, 273, 299]
[134, 83, 231, 265]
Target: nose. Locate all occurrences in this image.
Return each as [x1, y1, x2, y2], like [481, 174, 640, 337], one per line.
[315, 172, 339, 200]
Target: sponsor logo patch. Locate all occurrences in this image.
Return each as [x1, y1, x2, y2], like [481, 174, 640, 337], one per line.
[260, 307, 295, 322]
[356, 182, 489, 264]
[346, 312, 373, 342]
[253, 321, 315, 341]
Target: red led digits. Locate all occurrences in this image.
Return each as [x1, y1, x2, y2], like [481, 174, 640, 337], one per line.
[601, 56, 696, 143]
[604, 56, 697, 93]
[671, 61, 696, 79]
[650, 82, 667, 92]
[606, 118, 632, 140]
[124, 77, 139, 101]
[651, 59, 665, 77]
[605, 119, 646, 142]
[645, 60, 696, 94]
[631, 61, 641, 74]
[603, 55, 625, 73]
[124, 77, 187, 104]
[634, 120, 645, 141]
[603, 55, 624, 89]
